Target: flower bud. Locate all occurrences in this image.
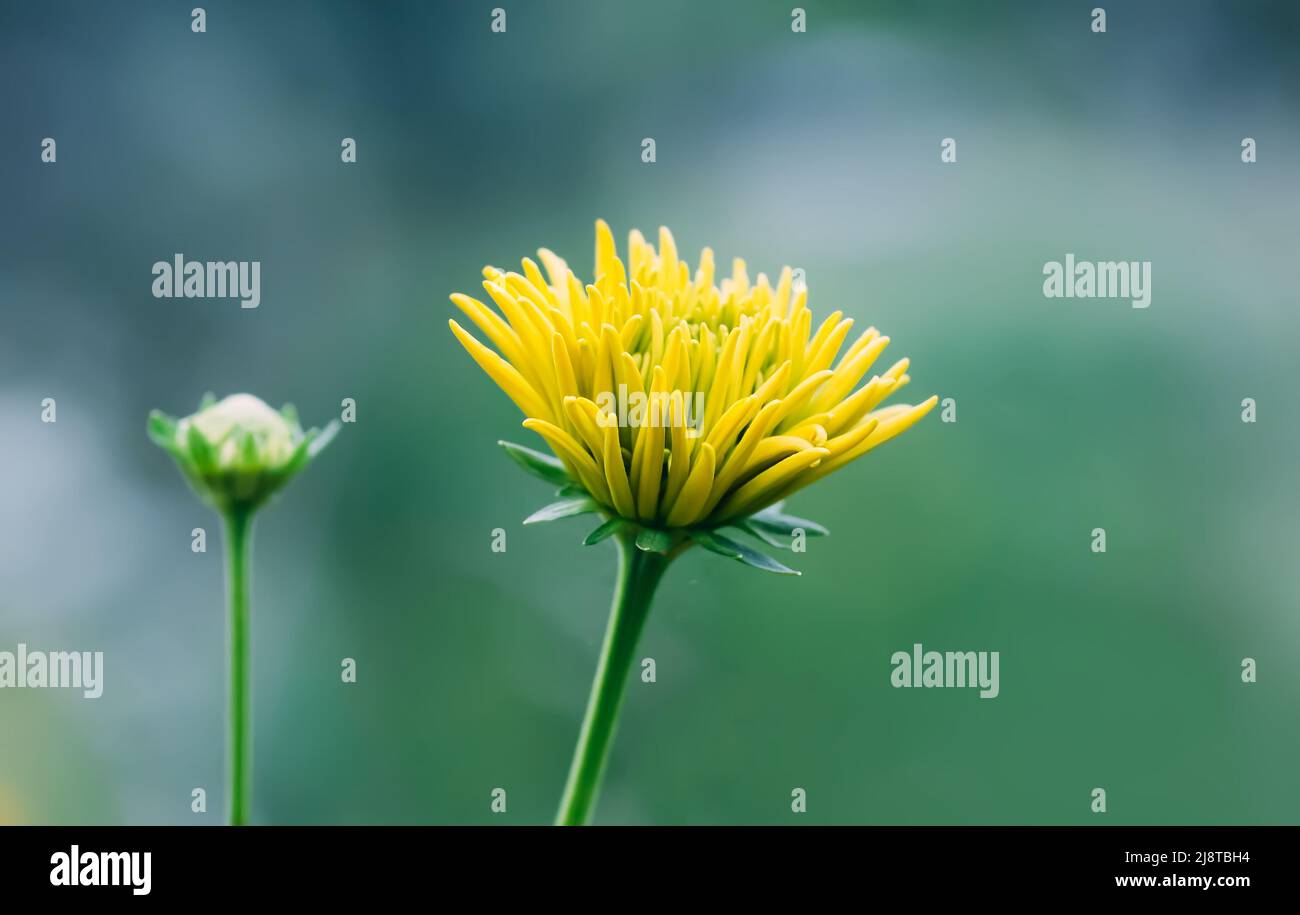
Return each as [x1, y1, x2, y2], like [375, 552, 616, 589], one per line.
[149, 393, 339, 513]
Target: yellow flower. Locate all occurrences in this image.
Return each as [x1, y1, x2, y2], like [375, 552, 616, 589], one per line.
[449, 220, 936, 531]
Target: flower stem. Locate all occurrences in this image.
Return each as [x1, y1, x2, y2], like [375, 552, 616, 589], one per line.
[222, 507, 254, 826]
[555, 535, 670, 825]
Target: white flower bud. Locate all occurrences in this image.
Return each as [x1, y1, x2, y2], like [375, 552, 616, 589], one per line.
[149, 393, 339, 513]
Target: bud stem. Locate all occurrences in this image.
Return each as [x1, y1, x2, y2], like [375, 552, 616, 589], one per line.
[222, 508, 254, 826]
[555, 535, 670, 825]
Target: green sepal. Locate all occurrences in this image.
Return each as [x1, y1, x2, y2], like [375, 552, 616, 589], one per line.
[689, 529, 800, 575]
[279, 436, 313, 479]
[146, 411, 178, 453]
[734, 519, 792, 550]
[745, 502, 829, 538]
[238, 430, 258, 467]
[523, 496, 600, 525]
[186, 422, 216, 472]
[499, 440, 573, 487]
[308, 420, 341, 459]
[634, 527, 676, 553]
[584, 517, 628, 545]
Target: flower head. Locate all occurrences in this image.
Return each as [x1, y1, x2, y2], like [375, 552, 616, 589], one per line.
[148, 393, 339, 513]
[449, 221, 935, 566]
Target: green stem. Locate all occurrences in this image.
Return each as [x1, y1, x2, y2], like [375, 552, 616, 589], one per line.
[555, 535, 670, 826]
[222, 508, 254, 826]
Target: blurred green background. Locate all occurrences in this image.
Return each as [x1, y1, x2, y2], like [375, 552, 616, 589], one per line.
[2, 0, 1297, 825]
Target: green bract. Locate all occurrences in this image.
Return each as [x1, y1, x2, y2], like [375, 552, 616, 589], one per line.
[499, 439, 827, 576]
[148, 393, 339, 512]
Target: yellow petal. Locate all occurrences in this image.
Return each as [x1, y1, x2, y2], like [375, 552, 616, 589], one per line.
[633, 420, 665, 521]
[551, 333, 579, 403]
[808, 334, 891, 415]
[824, 375, 898, 435]
[449, 293, 525, 367]
[664, 442, 716, 527]
[660, 392, 695, 517]
[799, 396, 938, 489]
[595, 219, 617, 281]
[601, 424, 637, 519]
[449, 320, 552, 422]
[804, 316, 854, 377]
[563, 396, 606, 456]
[745, 435, 814, 474]
[712, 447, 830, 522]
[770, 369, 834, 432]
[705, 398, 785, 512]
[703, 394, 759, 458]
[521, 418, 611, 506]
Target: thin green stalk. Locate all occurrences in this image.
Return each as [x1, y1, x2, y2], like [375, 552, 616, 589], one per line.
[222, 508, 254, 826]
[555, 535, 670, 826]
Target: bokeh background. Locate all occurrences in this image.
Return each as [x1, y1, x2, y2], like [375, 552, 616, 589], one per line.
[2, 0, 1297, 825]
